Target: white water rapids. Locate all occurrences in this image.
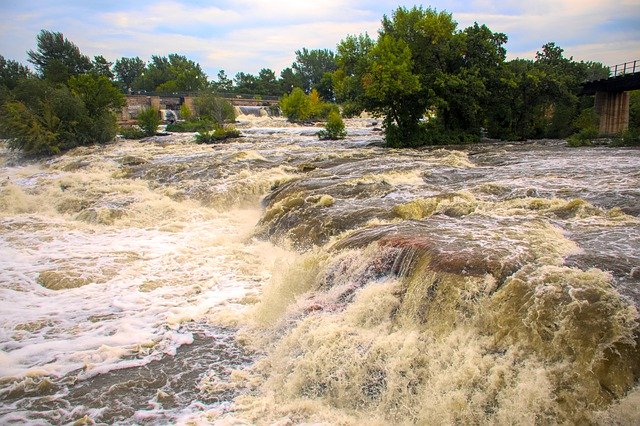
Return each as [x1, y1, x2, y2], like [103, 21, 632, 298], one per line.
[0, 115, 639, 424]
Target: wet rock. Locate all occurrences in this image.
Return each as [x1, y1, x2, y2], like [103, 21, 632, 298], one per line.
[38, 270, 91, 290]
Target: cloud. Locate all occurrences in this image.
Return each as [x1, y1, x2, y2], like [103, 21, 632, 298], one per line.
[0, 0, 638, 78]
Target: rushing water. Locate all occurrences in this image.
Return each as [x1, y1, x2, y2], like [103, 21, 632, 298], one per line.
[1, 115, 639, 424]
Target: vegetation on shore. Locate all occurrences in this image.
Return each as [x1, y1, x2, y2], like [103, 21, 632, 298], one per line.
[1, 6, 639, 154]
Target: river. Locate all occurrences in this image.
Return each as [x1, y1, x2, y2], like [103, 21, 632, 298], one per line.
[0, 116, 638, 424]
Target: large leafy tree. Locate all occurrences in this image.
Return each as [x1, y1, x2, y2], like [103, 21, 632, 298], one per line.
[137, 54, 208, 93]
[113, 56, 146, 93]
[27, 30, 92, 83]
[292, 48, 337, 98]
[334, 7, 522, 146]
[361, 35, 422, 145]
[333, 33, 374, 116]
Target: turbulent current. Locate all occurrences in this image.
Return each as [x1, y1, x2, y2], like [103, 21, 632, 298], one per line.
[0, 115, 639, 424]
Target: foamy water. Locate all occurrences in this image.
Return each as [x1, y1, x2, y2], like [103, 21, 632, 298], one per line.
[1, 117, 639, 424]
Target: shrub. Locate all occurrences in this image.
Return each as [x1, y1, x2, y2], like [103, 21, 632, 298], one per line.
[612, 128, 640, 146]
[280, 88, 338, 122]
[119, 126, 146, 139]
[317, 110, 347, 140]
[567, 127, 598, 147]
[193, 93, 235, 125]
[179, 103, 192, 120]
[280, 87, 310, 121]
[137, 107, 161, 136]
[195, 127, 241, 144]
[165, 119, 215, 133]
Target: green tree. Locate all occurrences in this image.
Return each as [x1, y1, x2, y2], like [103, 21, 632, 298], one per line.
[234, 72, 259, 94]
[362, 34, 422, 146]
[317, 110, 346, 140]
[91, 55, 114, 79]
[1, 78, 118, 155]
[193, 92, 236, 125]
[280, 87, 311, 121]
[292, 48, 337, 96]
[211, 70, 233, 92]
[257, 68, 279, 96]
[68, 74, 124, 116]
[137, 107, 161, 136]
[114, 57, 146, 93]
[138, 54, 208, 93]
[279, 67, 303, 94]
[0, 55, 34, 90]
[27, 30, 92, 83]
[333, 33, 374, 116]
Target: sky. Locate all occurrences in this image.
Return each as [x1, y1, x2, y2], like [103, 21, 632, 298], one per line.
[0, 0, 639, 79]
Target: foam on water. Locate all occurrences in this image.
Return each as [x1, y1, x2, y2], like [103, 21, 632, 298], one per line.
[1, 121, 639, 424]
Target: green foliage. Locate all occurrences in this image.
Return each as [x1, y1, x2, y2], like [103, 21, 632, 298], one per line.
[630, 90, 640, 131]
[195, 127, 241, 144]
[137, 54, 208, 93]
[612, 128, 640, 146]
[0, 55, 34, 91]
[137, 107, 161, 136]
[211, 70, 234, 92]
[119, 126, 146, 139]
[179, 103, 193, 120]
[567, 127, 598, 147]
[0, 78, 120, 155]
[91, 55, 114, 79]
[68, 74, 125, 116]
[279, 88, 336, 122]
[27, 30, 92, 83]
[317, 111, 347, 140]
[292, 48, 337, 97]
[165, 119, 215, 133]
[113, 57, 146, 93]
[193, 93, 236, 125]
[280, 87, 311, 121]
[279, 67, 304, 94]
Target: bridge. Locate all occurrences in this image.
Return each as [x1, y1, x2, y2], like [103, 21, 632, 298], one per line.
[581, 60, 640, 136]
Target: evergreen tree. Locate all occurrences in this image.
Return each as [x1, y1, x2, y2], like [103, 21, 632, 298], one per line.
[27, 30, 92, 83]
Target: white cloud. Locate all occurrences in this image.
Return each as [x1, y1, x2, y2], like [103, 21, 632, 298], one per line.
[1, 0, 638, 77]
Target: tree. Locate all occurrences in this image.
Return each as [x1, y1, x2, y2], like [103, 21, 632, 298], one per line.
[1, 77, 121, 155]
[292, 48, 337, 95]
[279, 67, 303, 94]
[317, 110, 346, 140]
[114, 57, 146, 93]
[137, 107, 161, 136]
[257, 68, 279, 96]
[91, 55, 114, 79]
[137, 54, 208, 93]
[333, 33, 374, 116]
[279, 87, 336, 122]
[0, 55, 33, 91]
[234, 72, 259, 94]
[211, 70, 233, 92]
[68, 74, 124, 117]
[362, 34, 422, 146]
[27, 30, 92, 83]
[193, 92, 236, 125]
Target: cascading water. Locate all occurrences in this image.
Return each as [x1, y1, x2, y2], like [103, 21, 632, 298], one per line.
[1, 116, 638, 424]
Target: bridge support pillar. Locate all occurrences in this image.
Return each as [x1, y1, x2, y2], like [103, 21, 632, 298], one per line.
[595, 91, 629, 136]
[182, 96, 195, 115]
